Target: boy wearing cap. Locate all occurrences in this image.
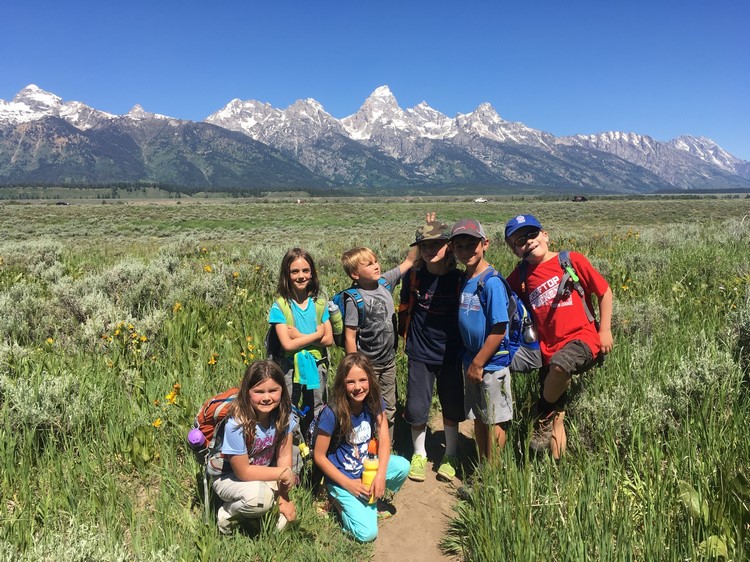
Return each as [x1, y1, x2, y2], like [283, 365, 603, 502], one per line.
[398, 215, 465, 482]
[504, 214, 613, 458]
[450, 218, 514, 458]
[341, 245, 417, 443]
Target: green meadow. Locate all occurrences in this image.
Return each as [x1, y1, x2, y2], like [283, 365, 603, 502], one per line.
[0, 196, 748, 561]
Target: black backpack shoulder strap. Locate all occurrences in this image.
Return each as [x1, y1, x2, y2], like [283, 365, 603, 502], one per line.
[517, 260, 529, 295]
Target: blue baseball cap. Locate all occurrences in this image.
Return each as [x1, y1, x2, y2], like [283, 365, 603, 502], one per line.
[505, 214, 543, 239]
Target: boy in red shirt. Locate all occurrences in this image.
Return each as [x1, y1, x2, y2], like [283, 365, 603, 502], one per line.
[505, 214, 613, 458]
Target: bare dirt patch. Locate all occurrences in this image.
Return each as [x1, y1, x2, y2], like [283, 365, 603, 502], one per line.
[374, 417, 475, 562]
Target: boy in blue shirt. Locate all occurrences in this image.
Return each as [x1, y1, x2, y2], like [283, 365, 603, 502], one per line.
[450, 219, 513, 459]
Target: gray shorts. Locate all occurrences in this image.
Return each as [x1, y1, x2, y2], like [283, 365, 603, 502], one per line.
[464, 365, 513, 425]
[547, 339, 594, 375]
[510, 345, 542, 374]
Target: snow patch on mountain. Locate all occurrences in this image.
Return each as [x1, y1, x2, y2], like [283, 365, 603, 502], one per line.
[0, 84, 113, 129]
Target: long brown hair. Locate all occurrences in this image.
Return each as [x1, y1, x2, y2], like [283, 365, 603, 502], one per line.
[230, 360, 291, 445]
[276, 248, 321, 301]
[329, 353, 383, 442]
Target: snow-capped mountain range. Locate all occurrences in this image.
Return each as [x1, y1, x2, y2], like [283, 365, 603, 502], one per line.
[1, 84, 748, 192]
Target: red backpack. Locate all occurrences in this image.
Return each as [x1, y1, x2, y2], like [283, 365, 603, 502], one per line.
[195, 387, 239, 445]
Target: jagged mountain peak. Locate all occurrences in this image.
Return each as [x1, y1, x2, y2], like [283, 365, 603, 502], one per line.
[288, 98, 326, 114]
[370, 85, 395, 98]
[340, 85, 410, 140]
[125, 104, 171, 121]
[669, 134, 743, 171]
[13, 84, 62, 110]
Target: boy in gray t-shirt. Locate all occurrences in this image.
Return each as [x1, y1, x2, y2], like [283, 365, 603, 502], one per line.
[341, 247, 416, 441]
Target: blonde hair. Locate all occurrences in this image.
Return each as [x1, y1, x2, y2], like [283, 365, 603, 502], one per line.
[341, 247, 378, 278]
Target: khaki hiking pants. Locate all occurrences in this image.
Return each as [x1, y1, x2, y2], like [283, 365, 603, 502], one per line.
[212, 475, 278, 519]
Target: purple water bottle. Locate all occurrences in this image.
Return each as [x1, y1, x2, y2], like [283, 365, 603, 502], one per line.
[187, 427, 207, 461]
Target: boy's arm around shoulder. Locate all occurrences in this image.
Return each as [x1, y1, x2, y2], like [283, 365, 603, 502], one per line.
[397, 245, 419, 277]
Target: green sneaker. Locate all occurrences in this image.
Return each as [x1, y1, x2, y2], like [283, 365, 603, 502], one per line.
[408, 454, 427, 482]
[436, 455, 458, 482]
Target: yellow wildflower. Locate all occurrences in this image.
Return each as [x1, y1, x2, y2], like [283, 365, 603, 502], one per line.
[172, 302, 182, 313]
[140, 335, 147, 342]
[203, 264, 213, 273]
[152, 418, 163, 428]
[208, 352, 218, 366]
[233, 271, 239, 279]
[114, 329, 121, 336]
[46, 337, 54, 344]
[246, 336, 253, 342]
[201, 247, 208, 254]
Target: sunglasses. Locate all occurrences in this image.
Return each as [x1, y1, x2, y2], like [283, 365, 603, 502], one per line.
[512, 230, 541, 248]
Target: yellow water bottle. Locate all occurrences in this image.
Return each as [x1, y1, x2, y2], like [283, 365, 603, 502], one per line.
[360, 439, 379, 504]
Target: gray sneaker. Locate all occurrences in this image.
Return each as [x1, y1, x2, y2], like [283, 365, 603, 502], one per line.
[530, 409, 555, 452]
[216, 505, 234, 535]
[456, 484, 473, 502]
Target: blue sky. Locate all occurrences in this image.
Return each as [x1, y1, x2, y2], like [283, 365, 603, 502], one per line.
[3, 0, 748, 159]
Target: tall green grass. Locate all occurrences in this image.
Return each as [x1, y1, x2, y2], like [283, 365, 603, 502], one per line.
[1, 197, 748, 560]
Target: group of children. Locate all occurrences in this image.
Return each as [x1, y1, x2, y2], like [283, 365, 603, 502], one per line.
[209, 212, 613, 541]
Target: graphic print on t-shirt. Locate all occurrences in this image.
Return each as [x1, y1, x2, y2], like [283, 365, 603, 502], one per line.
[459, 292, 481, 313]
[366, 297, 390, 354]
[341, 418, 372, 474]
[527, 274, 573, 311]
[248, 431, 276, 466]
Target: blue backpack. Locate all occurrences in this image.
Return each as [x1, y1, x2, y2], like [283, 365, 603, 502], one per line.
[475, 267, 539, 367]
[330, 277, 392, 347]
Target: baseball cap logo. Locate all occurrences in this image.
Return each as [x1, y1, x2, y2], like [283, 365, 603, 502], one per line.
[515, 215, 526, 224]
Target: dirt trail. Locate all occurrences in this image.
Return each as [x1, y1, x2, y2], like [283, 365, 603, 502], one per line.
[373, 417, 475, 562]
